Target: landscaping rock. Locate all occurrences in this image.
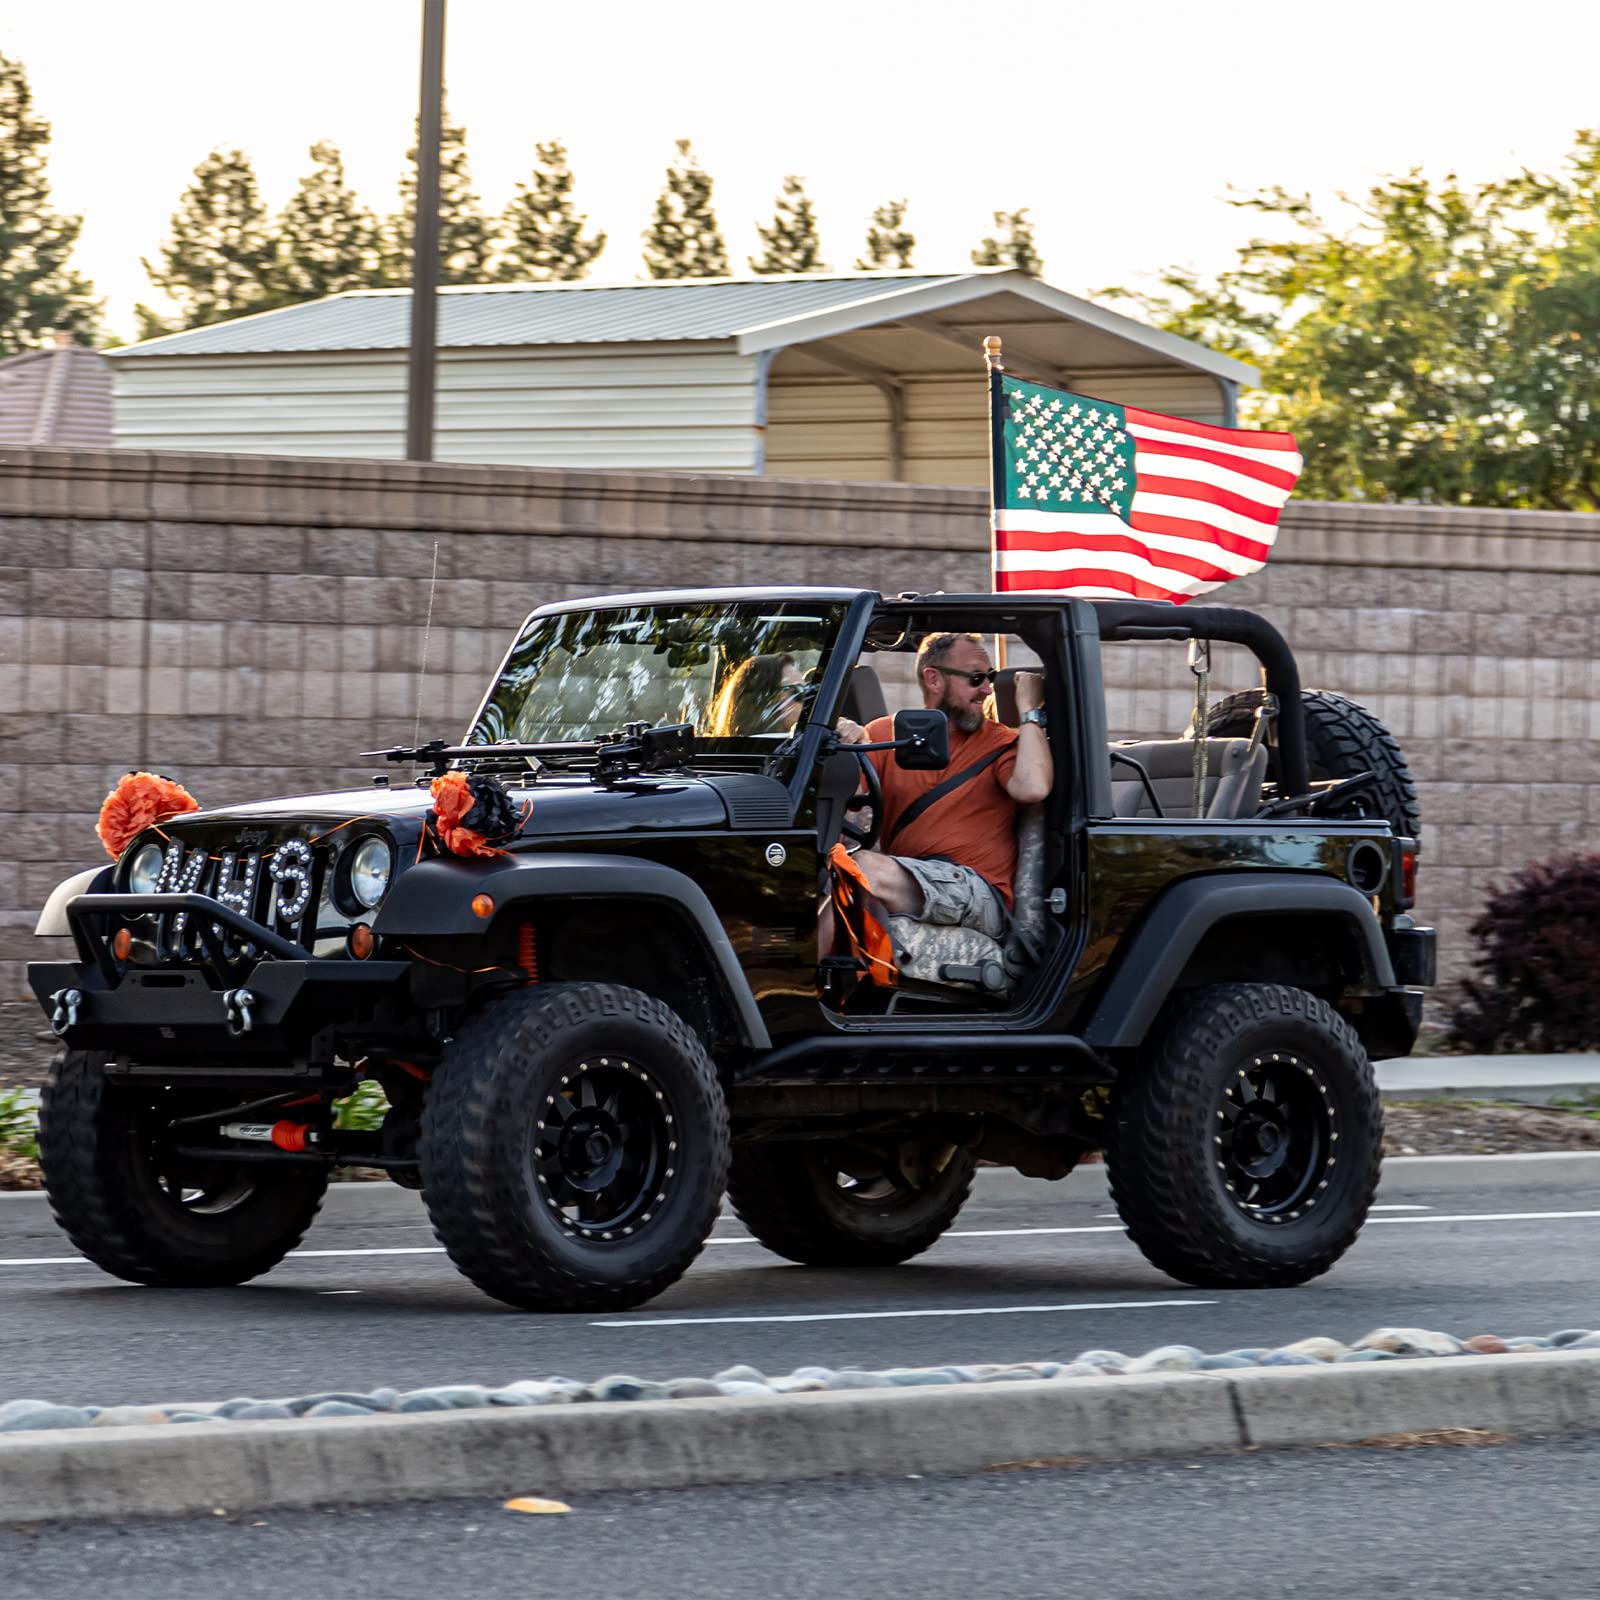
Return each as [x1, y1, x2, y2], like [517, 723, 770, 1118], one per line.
[711, 1365, 768, 1385]
[304, 1401, 377, 1418]
[230, 1403, 296, 1421]
[1547, 1329, 1594, 1347]
[1195, 1355, 1257, 1371]
[592, 1376, 670, 1403]
[395, 1393, 452, 1413]
[824, 1370, 886, 1390]
[1074, 1350, 1131, 1372]
[665, 1379, 724, 1399]
[1353, 1327, 1464, 1358]
[1124, 1345, 1203, 1374]
[1258, 1351, 1320, 1367]
[1277, 1337, 1347, 1363]
[716, 1380, 775, 1397]
[94, 1406, 173, 1427]
[1462, 1335, 1510, 1355]
[1337, 1349, 1402, 1362]
[768, 1376, 828, 1394]
[0, 1403, 92, 1432]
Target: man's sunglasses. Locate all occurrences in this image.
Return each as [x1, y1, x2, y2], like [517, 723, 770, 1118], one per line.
[933, 667, 996, 688]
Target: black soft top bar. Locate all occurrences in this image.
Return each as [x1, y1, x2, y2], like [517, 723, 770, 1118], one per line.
[1091, 600, 1310, 799]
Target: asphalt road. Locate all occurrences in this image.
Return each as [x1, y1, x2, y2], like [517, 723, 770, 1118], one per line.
[2, 1154, 1599, 1407]
[5, 1430, 1594, 1600]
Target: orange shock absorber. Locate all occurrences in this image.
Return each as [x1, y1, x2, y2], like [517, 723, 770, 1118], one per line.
[518, 922, 538, 984]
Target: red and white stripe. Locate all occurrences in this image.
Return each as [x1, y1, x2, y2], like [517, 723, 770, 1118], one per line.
[993, 408, 1303, 603]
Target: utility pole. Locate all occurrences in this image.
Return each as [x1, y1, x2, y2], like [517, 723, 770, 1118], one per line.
[405, 0, 446, 461]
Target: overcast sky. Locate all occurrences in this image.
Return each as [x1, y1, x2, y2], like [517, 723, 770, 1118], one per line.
[5, 0, 1597, 339]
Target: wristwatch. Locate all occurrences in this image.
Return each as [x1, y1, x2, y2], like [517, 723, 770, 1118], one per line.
[1020, 707, 1047, 729]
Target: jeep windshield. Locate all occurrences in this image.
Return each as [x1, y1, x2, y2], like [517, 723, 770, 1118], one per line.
[468, 600, 850, 753]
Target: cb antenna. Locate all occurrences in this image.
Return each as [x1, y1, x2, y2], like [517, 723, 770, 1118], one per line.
[412, 538, 441, 757]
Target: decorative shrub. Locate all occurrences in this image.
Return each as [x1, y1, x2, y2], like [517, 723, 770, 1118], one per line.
[1447, 851, 1600, 1053]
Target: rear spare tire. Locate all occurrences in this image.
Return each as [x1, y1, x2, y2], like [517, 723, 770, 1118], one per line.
[1204, 687, 1420, 839]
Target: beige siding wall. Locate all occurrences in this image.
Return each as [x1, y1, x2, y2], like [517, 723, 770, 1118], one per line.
[1, 448, 1596, 1009]
[111, 345, 762, 473]
[766, 372, 1225, 486]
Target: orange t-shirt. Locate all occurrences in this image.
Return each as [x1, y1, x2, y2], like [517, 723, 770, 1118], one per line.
[866, 715, 1020, 908]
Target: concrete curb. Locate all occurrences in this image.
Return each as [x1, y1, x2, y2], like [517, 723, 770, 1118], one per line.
[4, 1350, 1600, 1524]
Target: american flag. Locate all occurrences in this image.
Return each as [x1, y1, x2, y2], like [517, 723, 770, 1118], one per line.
[989, 373, 1303, 602]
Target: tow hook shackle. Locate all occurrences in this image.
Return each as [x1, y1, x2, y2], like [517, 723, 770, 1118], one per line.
[222, 988, 257, 1038]
[48, 988, 82, 1038]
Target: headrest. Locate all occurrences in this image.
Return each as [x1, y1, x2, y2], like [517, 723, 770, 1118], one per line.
[991, 667, 1022, 728]
[840, 665, 887, 726]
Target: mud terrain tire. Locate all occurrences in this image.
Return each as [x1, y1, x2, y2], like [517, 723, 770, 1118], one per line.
[38, 1050, 327, 1287]
[728, 1139, 976, 1266]
[420, 982, 728, 1312]
[1105, 982, 1382, 1289]
[1205, 687, 1421, 839]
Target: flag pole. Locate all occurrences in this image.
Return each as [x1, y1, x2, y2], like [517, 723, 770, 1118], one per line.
[983, 336, 1008, 671]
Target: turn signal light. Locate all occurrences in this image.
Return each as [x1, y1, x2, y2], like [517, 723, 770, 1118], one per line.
[471, 893, 495, 919]
[348, 923, 376, 960]
[111, 928, 133, 961]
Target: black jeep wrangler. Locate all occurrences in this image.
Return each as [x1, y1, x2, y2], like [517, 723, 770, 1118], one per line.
[29, 587, 1434, 1311]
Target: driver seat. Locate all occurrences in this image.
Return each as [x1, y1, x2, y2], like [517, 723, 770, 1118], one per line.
[883, 668, 1049, 997]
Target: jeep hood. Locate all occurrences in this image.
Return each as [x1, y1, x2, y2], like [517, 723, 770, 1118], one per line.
[167, 775, 731, 839]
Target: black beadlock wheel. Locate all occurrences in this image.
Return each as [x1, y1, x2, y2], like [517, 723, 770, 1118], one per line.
[1204, 687, 1421, 840]
[37, 1050, 328, 1288]
[419, 982, 729, 1312]
[728, 1138, 976, 1267]
[1105, 982, 1382, 1289]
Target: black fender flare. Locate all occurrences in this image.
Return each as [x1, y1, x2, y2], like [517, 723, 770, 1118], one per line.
[374, 853, 771, 1049]
[1081, 873, 1396, 1051]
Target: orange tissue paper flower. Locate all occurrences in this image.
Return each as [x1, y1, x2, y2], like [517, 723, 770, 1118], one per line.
[96, 771, 201, 860]
[429, 770, 514, 859]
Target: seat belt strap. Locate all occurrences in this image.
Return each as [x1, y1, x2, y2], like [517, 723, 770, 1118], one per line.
[884, 747, 1007, 851]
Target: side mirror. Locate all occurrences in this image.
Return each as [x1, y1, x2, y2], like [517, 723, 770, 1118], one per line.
[892, 708, 950, 771]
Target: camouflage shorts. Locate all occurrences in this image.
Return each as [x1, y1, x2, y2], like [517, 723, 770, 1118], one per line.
[893, 855, 1009, 941]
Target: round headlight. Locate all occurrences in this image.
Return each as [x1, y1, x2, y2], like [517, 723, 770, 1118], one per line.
[348, 836, 393, 910]
[127, 841, 165, 896]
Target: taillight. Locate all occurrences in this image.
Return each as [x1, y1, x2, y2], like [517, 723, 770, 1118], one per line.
[1396, 839, 1418, 909]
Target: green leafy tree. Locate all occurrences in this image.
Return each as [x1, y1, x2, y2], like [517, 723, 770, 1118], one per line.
[642, 139, 728, 280]
[972, 208, 1043, 276]
[1103, 145, 1600, 507]
[0, 51, 101, 355]
[267, 139, 382, 304]
[856, 199, 915, 270]
[138, 147, 275, 338]
[385, 103, 499, 286]
[497, 140, 606, 282]
[751, 175, 827, 274]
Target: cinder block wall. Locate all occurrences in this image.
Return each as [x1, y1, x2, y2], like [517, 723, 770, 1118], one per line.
[2, 447, 1597, 1007]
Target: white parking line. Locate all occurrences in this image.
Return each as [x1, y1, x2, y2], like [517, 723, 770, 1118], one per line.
[590, 1298, 1217, 1328]
[2, 1208, 1598, 1270]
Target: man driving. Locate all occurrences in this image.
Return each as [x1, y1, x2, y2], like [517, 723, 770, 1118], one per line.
[836, 631, 1052, 941]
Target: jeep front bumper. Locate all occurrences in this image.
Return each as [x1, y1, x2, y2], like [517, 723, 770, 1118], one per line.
[28, 892, 409, 1066]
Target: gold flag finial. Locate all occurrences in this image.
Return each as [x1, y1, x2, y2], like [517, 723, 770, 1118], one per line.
[983, 335, 1004, 371]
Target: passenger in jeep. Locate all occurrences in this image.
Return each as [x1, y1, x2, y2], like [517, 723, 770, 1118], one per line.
[838, 632, 1052, 939]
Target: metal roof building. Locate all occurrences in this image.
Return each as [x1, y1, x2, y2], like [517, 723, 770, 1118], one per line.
[0, 335, 112, 449]
[107, 271, 1256, 485]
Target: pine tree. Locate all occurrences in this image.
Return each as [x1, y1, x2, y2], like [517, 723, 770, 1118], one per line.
[751, 175, 827, 274]
[385, 103, 499, 286]
[497, 140, 606, 282]
[971, 208, 1043, 276]
[642, 140, 728, 280]
[855, 199, 915, 270]
[138, 147, 276, 335]
[267, 140, 382, 304]
[0, 52, 101, 356]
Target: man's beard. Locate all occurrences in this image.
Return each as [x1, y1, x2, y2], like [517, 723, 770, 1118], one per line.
[942, 694, 985, 735]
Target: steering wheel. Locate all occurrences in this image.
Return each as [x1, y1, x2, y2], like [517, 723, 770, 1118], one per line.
[840, 750, 883, 851]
